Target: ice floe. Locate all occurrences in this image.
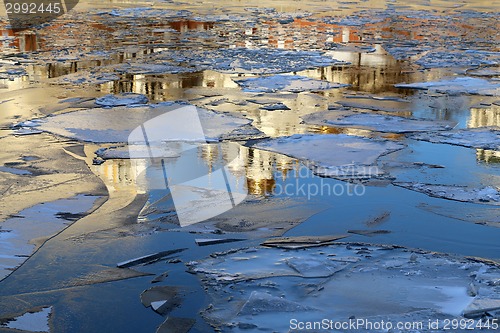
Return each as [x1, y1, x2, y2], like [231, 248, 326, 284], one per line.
[303, 112, 456, 133]
[253, 134, 405, 179]
[234, 74, 347, 93]
[396, 77, 500, 96]
[188, 244, 500, 332]
[18, 103, 256, 143]
[0, 195, 100, 281]
[410, 128, 500, 150]
[394, 183, 500, 205]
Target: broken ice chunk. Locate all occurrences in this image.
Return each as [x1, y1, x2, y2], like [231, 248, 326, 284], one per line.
[95, 93, 149, 107]
[141, 286, 181, 316]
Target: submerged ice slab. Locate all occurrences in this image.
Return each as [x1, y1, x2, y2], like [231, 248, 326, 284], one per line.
[189, 244, 500, 332]
[394, 183, 500, 205]
[235, 75, 347, 93]
[396, 77, 500, 96]
[304, 112, 455, 133]
[0, 195, 100, 281]
[95, 93, 149, 107]
[410, 128, 500, 150]
[0, 307, 52, 332]
[20, 103, 254, 143]
[253, 134, 404, 179]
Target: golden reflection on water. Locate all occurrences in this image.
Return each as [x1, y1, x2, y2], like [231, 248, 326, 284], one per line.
[468, 106, 500, 128]
[90, 143, 297, 198]
[476, 149, 500, 164]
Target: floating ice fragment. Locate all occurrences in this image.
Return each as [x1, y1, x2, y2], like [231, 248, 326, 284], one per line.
[410, 128, 500, 150]
[235, 74, 347, 93]
[95, 93, 149, 107]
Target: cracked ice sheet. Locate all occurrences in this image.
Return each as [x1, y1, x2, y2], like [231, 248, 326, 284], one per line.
[189, 244, 500, 332]
[234, 75, 347, 93]
[303, 112, 456, 133]
[18, 103, 254, 143]
[395, 77, 500, 96]
[394, 183, 500, 205]
[410, 128, 500, 150]
[252, 134, 404, 179]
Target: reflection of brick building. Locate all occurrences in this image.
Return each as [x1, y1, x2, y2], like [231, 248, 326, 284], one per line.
[0, 30, 39, 52]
